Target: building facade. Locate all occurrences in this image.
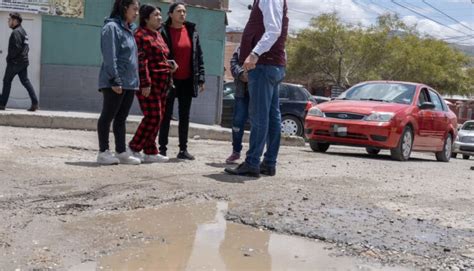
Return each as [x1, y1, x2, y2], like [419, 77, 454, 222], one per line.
[0, 0, 226, 124]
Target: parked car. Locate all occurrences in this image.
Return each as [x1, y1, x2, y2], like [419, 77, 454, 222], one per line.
[452, 120, 474, 160]
[304, 81, 458, 161]
[221, 82, 317, 137]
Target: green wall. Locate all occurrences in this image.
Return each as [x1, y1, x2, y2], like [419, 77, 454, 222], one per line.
[41, 0, 226, 77]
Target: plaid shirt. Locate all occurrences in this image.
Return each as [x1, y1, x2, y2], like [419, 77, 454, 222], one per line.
[134, 27, 172, 90]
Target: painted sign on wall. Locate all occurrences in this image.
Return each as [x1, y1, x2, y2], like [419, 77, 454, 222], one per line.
[0, 0, 84, 18]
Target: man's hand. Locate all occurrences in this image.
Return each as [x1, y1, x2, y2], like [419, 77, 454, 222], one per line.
[199, 83, 205, 93]
[141, 87, 151, 97]
[243, 53, 259, 72]
[239, 72, 249, 83]
[112, 86, 123, 94]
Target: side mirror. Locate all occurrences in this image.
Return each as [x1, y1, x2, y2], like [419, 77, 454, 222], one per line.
[419, 102, 435, 110]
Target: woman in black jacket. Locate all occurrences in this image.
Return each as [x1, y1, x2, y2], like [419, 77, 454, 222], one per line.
[158, 2, 205, 160]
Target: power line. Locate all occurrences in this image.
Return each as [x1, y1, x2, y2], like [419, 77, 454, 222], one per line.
[369, 0, 398, 15]
[421, 0, 473, 32]
[390, 0, 472, 36]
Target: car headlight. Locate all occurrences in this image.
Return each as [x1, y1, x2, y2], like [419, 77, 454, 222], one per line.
[307, 107, 325, 117]
[364, 112, 394, 122]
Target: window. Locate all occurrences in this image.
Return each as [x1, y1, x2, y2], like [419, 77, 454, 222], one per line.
[418, 88, 430, 106]
[289, 86, 308, 101]
[339, 83, 416, 104]
[428, 90, 443, 111]
[279, 84, 289, 99]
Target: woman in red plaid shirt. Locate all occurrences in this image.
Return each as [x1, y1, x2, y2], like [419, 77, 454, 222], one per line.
[129, 5, 177, 163]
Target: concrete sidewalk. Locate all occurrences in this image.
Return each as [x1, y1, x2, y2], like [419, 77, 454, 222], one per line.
[0, 109, 305, 146]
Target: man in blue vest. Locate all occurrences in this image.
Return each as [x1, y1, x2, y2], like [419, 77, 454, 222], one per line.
[225, 0, 289, 177]
[0, 13, 39, 111]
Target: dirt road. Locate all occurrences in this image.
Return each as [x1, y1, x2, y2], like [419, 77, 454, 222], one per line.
[0, 126, 472, 270]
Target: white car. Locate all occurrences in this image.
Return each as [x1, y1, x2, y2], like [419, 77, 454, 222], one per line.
[452, 120, 474, 160]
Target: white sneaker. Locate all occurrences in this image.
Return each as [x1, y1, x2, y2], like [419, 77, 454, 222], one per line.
[116, 151, 141, 165]
[97, 150, 120, 165]
[144, 154, 169, 163]
[131, 151, 144, 162]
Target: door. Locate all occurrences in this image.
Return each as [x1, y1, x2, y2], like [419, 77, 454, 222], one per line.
[413, 88, 436, 150]
[428, 89, 448, 150]
[0, 12, 41, 109]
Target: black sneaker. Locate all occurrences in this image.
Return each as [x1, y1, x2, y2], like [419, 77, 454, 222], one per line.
[225, 162, 260, 177]
[260, 163, 276, 176]
[177, 150, 195, 160]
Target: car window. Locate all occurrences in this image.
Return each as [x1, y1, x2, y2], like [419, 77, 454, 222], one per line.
[223, 82, 235, 99]
[279, 84, 289, 99]
[289, 86, 308, 101]
[339, 83, 415, 104]
[417, 88, 430, 106]
[428, 90, 443, 111]
[461, 122, 474, 131]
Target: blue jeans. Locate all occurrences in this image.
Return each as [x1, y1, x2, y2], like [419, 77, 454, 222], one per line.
[232, 95, 249, 153]
[245, 65, 285, 169]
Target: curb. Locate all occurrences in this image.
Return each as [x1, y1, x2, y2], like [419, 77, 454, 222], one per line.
[0, 109, 305, 147]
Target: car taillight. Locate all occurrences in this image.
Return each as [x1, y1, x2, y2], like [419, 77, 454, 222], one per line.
[305, 101, 314, 112]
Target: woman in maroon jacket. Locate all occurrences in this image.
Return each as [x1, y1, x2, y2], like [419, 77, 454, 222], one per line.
[129, 5, 176, 163]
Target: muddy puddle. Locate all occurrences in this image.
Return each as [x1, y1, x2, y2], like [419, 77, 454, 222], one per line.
[69, 202, 409, 271]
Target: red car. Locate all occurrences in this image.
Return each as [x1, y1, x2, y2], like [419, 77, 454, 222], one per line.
[304, 81, 458, 161]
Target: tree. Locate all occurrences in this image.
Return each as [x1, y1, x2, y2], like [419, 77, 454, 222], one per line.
[286, 13, 474, 95]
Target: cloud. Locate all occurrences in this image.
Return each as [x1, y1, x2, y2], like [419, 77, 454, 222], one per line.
[228, 0, 374, 31]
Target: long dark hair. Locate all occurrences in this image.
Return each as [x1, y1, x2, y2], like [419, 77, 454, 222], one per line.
[139, 4, 161, 28]
[110, 0, 138, 19]
[165, 2, 185, 25]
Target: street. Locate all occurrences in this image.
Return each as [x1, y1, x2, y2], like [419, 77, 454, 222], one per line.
[0, 126, 472, 270]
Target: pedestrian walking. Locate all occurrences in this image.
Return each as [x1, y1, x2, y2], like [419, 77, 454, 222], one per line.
[225, 0, 289, 177]
[225, 46, 249, 164]
[158, 2, 205, 160]
[96, 0, 141, 165]
[128, 4, 176, 164]
[0, 12, 39, 112]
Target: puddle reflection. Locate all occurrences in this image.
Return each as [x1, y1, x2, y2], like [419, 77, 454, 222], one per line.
[70, 202, 408, 271]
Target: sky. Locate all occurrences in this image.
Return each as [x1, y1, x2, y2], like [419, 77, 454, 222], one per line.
[227, 0, 474, 45]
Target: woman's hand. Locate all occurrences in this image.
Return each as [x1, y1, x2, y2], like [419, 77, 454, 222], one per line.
[141, 87, 151, 97]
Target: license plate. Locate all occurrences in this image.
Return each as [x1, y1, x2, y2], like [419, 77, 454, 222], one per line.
[332, 124, 347, 136]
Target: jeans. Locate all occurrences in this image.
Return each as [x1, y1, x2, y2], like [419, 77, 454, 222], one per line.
[97, 88, 135, 153]
[159, 79, 193, 153]
[245, 65, 285, 169]
[232, 95, 249, 153]
[0, 63, 38, 107]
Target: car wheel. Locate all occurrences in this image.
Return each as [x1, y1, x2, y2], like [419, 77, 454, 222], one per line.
[451, 153, 457, 159]
[309, 140, 330, 153]
[390, 126, 413, 161]
[435, 133, 452, 162]
[281, 115, 303, 137]
[463, 155, 470, 160]
[366, 147, 380, 155]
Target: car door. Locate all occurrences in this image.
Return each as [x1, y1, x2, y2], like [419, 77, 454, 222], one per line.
[414, 88, 436, 149]
[428, 89, 449, 149]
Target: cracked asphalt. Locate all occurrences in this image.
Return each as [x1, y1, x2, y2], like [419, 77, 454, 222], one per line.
[0, 126, 472, 270]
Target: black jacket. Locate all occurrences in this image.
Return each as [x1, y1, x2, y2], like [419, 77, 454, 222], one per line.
[7, 25, 29, 65]
[230, 46, 248, 98]
[161, 21, 205, 97]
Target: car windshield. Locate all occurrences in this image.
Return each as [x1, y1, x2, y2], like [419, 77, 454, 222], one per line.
[462, 122, 474, 131]
[338, 83, 416, 105]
